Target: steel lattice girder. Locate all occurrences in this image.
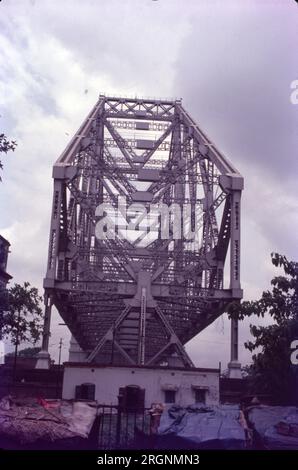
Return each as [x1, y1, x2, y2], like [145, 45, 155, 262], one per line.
[43, 94, 243, 368]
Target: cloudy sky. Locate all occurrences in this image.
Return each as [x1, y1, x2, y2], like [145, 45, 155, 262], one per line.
[0, 0, 297, 368]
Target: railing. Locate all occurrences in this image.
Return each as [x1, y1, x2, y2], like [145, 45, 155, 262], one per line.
[98, 92, 181, 103]
[97, 404, 152, 449]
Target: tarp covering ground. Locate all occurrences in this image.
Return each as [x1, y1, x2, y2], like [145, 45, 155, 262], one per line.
[0, 396, 97, 448]
[247, 405, 298, 450]
[157, 405, 247, 449]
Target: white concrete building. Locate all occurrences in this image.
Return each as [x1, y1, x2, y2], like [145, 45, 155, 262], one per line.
[62, 363, 220, 408]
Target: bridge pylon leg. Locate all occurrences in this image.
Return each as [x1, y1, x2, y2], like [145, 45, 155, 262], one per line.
[35, 294, 52, 369]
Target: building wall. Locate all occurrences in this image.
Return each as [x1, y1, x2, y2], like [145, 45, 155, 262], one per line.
[0, 235, 12, 287]
[62, 365, 219, 407]
[68, 336, 88, 362]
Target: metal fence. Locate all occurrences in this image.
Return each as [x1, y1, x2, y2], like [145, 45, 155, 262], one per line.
[97, 405, 152, 449]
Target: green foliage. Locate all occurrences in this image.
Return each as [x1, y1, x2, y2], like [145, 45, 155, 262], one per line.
[5, 346, 42, 358]
[228, 253, 298, 404]
[0, 133, 17, 181]
[0, 282, 43, 345]
[228, 253, 298, 322]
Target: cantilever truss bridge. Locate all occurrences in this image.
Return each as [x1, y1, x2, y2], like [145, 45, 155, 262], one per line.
[42, 95, 243, 368]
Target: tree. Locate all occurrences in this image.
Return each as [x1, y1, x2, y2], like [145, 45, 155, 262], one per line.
[0, 282, 43, 343]
[228, 253, 298, 404]
[0, 133, 17, 181]
[0, 282, 43, 379]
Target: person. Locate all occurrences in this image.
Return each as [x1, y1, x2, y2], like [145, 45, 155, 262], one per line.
[148, 402, 164, 434]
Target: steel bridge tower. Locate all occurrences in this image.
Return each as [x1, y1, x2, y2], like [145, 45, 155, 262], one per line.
[41, 95, 243, 373]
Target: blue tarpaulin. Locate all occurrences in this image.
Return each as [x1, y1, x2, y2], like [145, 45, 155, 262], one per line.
[247, 406, 298, 450]
[157, 405, 247, 449]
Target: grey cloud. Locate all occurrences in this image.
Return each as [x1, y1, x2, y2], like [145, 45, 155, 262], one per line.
[174, 1, 298, 181]
[3, 0, 191, 95]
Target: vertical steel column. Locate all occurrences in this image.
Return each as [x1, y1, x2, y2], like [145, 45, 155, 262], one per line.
[229, 190, 241, 290]
[173, 114, 184, 276]
[229, 188, 242, 377]
[41, 294, 53, 351]
[230, 317, 238, 362]
[40, 178, 64, 361]
[46, 179, 64, 280]
[138, 287, 147, 365]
